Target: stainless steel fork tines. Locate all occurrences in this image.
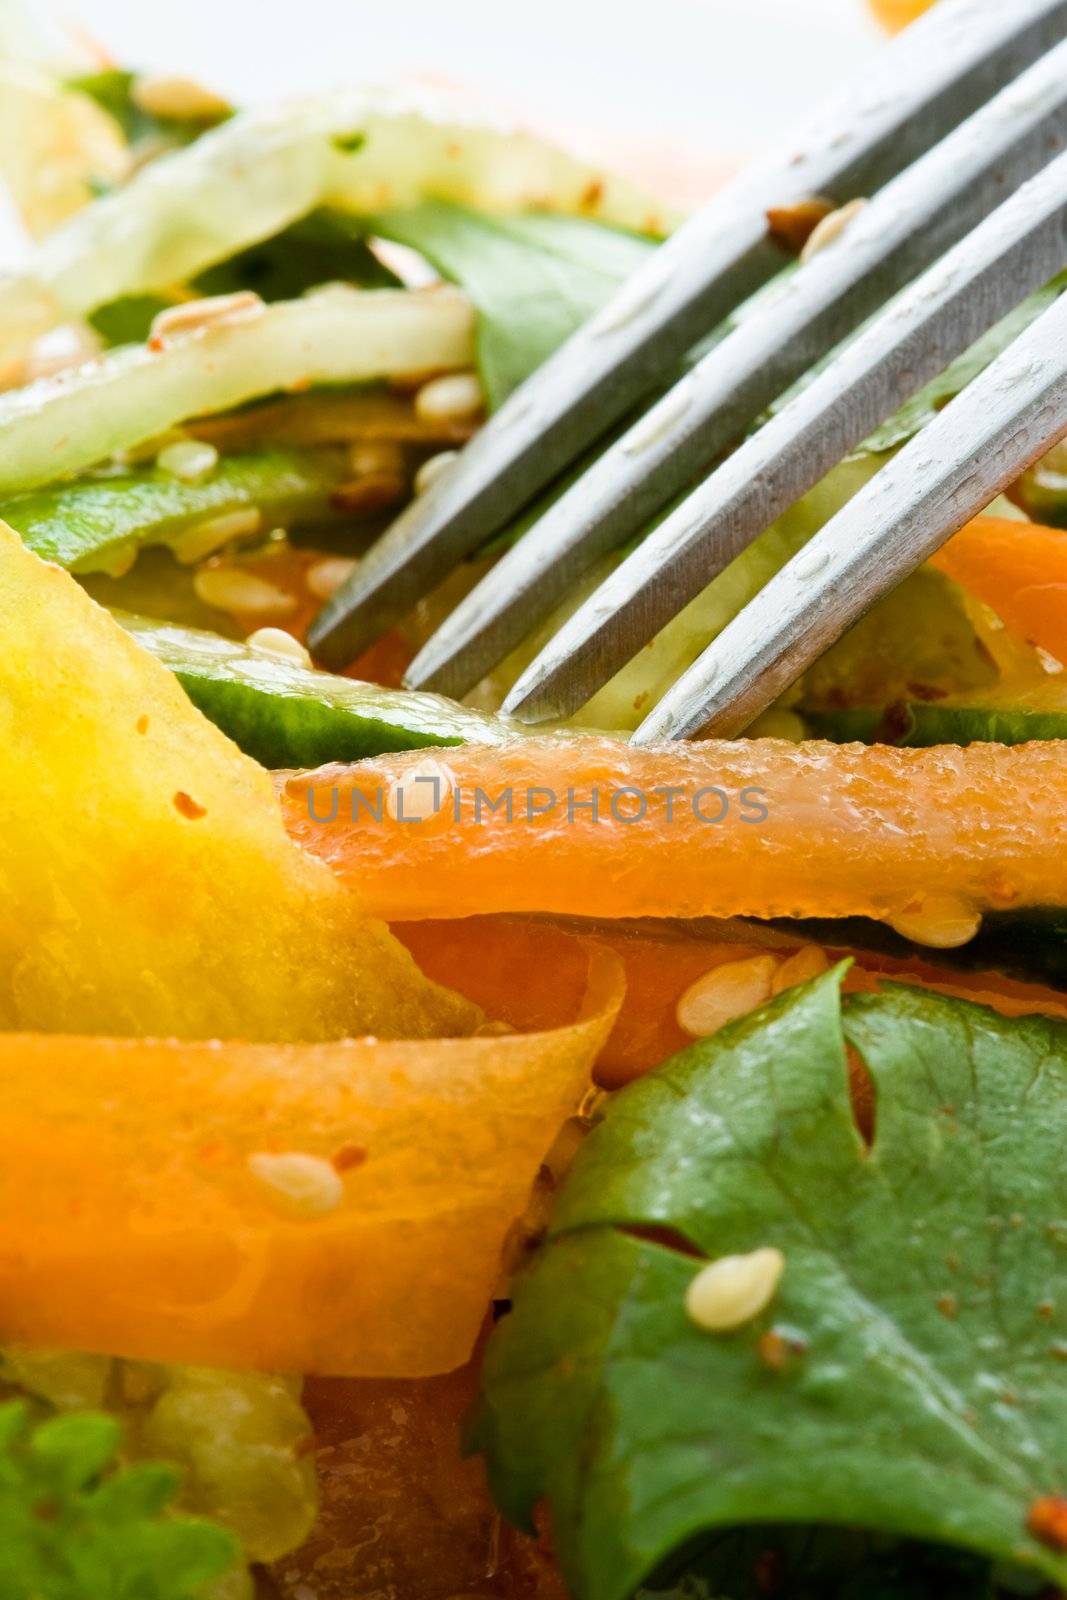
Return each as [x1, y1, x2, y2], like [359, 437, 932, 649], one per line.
[309, 0, 1067, 742]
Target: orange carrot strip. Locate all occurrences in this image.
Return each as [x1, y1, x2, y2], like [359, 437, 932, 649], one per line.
[932, 515, 1067, 659]
[281, 738, 1067, 924]
[0, 942, 620, 1379]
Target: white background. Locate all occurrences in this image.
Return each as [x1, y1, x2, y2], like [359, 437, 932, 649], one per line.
[1, 0, 884, 258]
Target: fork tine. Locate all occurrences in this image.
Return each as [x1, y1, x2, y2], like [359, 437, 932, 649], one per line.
[308, 0, 1067, 671]
[498, 44, 1067, 720]
[632, 287, 1067, 744]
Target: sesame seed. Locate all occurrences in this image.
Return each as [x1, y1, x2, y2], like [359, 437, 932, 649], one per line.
[174, 507, 263, 564]
[771, 945, 830, 996]
[414, 372, 484, 425]
[306, 556, 358, 601]
[149, 290, 265, 349]
[676, 954, 779, 1038]
[686, 1247, 785, 1332]
[156, 439, 219, 483]
[130, 74, 230, 122]
[331, 474, 406, 515]
[348, 440, 405, 478]
[247, 1151, 344, 1218]
[888, 895, 982, 949]
[246, 626, 312, 667]
[800, 198, 869, 263]
[414, 450, 459, 496]
[386, 757, 455, 823]
[193, 565, 298, 617]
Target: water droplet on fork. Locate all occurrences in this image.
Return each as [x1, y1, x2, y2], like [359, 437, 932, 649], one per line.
[793, 544, 831, 579]
[594, 259, 673, 335]
[621, 376, 695, 457]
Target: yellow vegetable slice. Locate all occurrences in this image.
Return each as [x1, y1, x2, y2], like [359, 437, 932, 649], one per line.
[0, 520, 472, 1041]
[0, 941, 621, 1376]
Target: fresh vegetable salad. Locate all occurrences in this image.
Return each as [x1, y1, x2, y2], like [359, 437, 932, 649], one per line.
[1, 1, 1066, 1596]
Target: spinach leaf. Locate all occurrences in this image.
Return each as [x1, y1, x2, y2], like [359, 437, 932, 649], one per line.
[91, 211, 397, 346]
[856, 270, 1067, 456]
[472, 971, 1067, 1600]
[370, 200, 657, 408]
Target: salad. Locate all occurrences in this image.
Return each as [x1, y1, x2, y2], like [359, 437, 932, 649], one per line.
[1, 0, 1067, 1596]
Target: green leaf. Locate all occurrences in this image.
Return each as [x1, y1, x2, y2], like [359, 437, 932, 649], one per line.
[91, 211, 398, 346]
[370, 200, 657, 408]
[472, 971, 1067, 1600]
[0, 448, 348, 574]
[0, 1400, 240, 1599]
[855, 271, 1067, 457]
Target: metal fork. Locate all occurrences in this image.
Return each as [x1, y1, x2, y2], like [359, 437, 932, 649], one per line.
[309, 0, 1067, 741]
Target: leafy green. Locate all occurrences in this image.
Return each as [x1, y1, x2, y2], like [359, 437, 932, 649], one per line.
[119, 612, 520, 765]
[855, 271, 1067, 457]
[91, 211, 397, 346]
[472, 970, 1067, 1600]
[0, 448, 347, 573]
[370, 200, 657, 408]
[0, 1400, 238, 1599]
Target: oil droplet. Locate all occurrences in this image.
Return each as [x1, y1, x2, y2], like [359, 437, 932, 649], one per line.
[793, 543, 831, 579]
[621, 376, 695, 457]
[594, 259, 672, 336]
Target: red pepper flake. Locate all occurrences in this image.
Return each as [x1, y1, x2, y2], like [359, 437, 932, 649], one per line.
[173, 791, 207, 820]
[1028, 1495, 1067, 1551]
[332, 1144, 368, 1173]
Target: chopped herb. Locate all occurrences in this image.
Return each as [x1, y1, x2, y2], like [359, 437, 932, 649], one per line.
[0, 1400, 238, 1599]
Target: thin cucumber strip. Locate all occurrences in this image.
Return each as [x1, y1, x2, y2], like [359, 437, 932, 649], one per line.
[0, 448, 348, 574]
[0, 284, 473, 493]
[120, 612, 519, 766]
[806, 701, 1067, 747]
[0, 87, 672, 365]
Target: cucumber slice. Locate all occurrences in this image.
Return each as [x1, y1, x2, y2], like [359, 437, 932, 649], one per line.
[806, 682, 1067, 746]
[0, 448, 348, 575]
[119, 613, 516, 766]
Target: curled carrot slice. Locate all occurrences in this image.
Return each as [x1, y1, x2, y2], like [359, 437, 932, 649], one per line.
[0, 941, 621, 1378]
[932, 516, 1067, 661]
[398, 916, 1067, 1089]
